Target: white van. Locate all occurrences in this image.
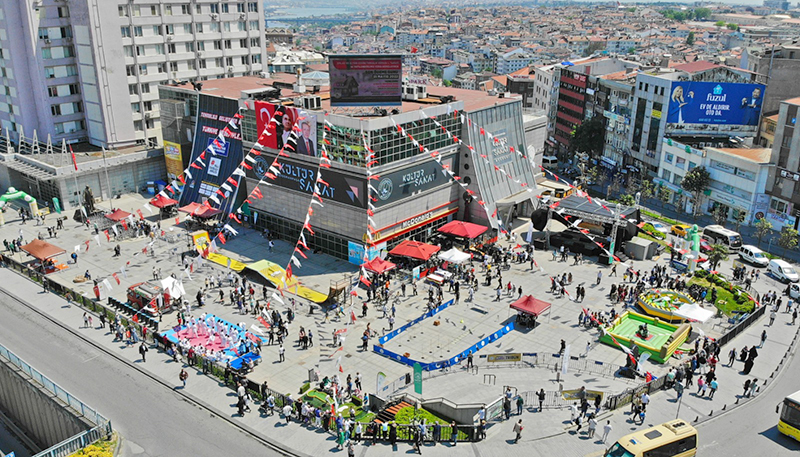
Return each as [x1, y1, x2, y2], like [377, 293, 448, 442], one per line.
[542, 156, 558, 169]
[739, 245, 769, 267]
[768, 259, 800, 283]
[702, 225, 743, 252]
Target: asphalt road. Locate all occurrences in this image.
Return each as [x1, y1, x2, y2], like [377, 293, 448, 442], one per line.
[0, 291, 283, 457]
[696, 338, 800, 455]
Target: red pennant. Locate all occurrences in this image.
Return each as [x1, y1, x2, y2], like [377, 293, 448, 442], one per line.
[190, 163, 202, 169]
[104, 230, 110, 242]
[229, 213, 242, 224]
[227, 177, 239, 187]
[218, 233, 226, 244]
[285, 264, 293, 279]
[294, 247, 308, 259]
[136, 209, 144, 220]
[178, 175, 186, 185]
[121, 220, 128, 231]
[175, 217, 180, 225]
[360, 276, 372, 287]
[112, 273, 120, 285]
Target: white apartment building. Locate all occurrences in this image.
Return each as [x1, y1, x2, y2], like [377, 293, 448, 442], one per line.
[0, 0, 266, 149]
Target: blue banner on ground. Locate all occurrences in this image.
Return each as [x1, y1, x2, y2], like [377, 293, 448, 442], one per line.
[180, 94, 245, 216]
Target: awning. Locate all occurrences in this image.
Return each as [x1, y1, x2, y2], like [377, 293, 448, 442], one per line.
[438, 220, 488, 239]
[510, 295, 551, 317]
[674, 302, 715, 323]
[437, 247, 471, 264]
[388, 240, 441, 261]
[601, 156, 618, 167]
[150, 194, 179, 208]
[105, 209, 132, 222]
[178, 202, 222, 219]
[363, 257, 397, 274]
[20, 239, 66, 261]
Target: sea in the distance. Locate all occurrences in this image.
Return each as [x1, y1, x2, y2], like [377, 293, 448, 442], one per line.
[266, 6, 358, 27]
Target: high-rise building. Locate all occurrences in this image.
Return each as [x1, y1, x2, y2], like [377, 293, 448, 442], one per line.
[764, 96, 800, 230]
[0, 0, 266, 149]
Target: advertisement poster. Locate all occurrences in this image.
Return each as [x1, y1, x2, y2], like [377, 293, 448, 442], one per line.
[667, 82, 766, 126]
[248, 153, 367, 208]
[254, 101, 318, 157]
[329, 55, 403, 107]
[180, 94, 244, 216]
[348, 241, 365, 265]
[374, 154, 458, 207]
[163, 141, 184, 179]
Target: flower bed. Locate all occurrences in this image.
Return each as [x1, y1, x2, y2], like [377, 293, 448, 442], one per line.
[690, 270, 755, 316]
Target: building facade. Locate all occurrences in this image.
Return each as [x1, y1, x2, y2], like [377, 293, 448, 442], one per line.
[764, 96, 800, 230]
[0, 0, 266, 149]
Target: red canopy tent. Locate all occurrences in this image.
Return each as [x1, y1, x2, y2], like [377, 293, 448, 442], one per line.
[362, 257, 397, 274]
[105, 209, 132, 222]
[388, 240, 441, 261]
[437, 220, 488, 239]
[510, 295, 551, 317]
[20, 239, 66, 261]
[150, 194, 179, 208]
[178, 202, 222, 219]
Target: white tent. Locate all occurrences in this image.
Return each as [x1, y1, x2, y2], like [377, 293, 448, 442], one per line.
[161, 277, 186, 300]
[438, 247, 471, 264]
[674, 302, 715, 323]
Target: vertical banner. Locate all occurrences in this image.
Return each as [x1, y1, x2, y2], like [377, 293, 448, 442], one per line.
[413, 362, 423, 395]
[376, 371, 386, 395]
[561, 345, 570, 375]
[180, 94, 245, 216]
[163, 141, 184, 180]
[254, 102, 318, 156]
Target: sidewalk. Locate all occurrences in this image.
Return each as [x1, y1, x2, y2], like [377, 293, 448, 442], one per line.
[4, 261, 797, 457]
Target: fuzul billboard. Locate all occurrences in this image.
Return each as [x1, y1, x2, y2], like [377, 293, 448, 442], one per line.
[667, 82, 766, 126]
[329, 55, 403, 107]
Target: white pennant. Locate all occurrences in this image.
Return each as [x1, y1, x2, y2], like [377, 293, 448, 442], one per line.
[232, 168, 246, 177]
[143, 204, 153, 214]
[102, 278, 113, 291]
[290, 256, 302, 268]
[94, 234, 101, 246]
[185, 169, 193, 180]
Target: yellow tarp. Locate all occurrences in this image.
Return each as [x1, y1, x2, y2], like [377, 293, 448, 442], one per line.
[191, 230, 246, 272]
[247, 260, 328, 303]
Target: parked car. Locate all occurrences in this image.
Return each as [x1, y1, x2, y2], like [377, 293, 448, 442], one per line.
[648, 221, 670, 236]
[699, 239, 712, 252]
[788, 283, 800, 300]
[768, 259, 800, 283]
[670, 224, 691, 238]
[739, 245, 769, 267]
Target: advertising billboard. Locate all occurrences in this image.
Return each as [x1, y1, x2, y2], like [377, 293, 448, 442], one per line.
[248, 153, 367, 209]
[179, 94, 245, 215]
[329, 55, 403, 107]
[373, 154, 458, 207]
[667, 82, 766, 126]
[254, 101, 318, 157]
[163, 141, 184, 180]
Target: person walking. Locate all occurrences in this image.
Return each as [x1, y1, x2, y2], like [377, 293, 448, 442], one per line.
[179, 368, 188, 387]
[512, 419, 523, 444]
[596, 271, 602, 285]
[279, 344, 285, 362]
[537, 389, 546, 412]
[516, 394, 524, 415]
[793, 309, 798, 325]
[139, 342, 148, 362]
[450, 422, 458, 446]
[588, 415, 597, 438]
[759, 330, 767, 348]
[709, 380, 718, 399]
[602, 421, 613, 443]
[728, 347, 737, 367]
[769, 309, 776, 326]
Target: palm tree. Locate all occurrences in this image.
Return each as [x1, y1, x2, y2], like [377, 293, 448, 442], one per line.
[707, 243, 729, 271]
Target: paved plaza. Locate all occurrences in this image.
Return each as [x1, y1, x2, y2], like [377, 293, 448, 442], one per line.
[1, 193, 799, 456]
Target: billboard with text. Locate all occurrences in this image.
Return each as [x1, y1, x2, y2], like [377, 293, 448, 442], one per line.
[667, 82, 766, 126]
[373, 155, 458, 207]
[254, 101, 318, 157]
[329, 55, 403, 107]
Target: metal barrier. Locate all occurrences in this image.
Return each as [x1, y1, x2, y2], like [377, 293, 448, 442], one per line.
[717, 304, 767, 348]
[520, 390, 575, 410]
[604, 375, 668, 410]
[34, 426, 107, 457]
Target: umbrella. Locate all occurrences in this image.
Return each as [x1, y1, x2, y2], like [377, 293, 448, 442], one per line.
[438, 220, 488, 239]
[105, 209, 132, 222]
[388, 240, 440, 261]
[362, 257, 397, 274]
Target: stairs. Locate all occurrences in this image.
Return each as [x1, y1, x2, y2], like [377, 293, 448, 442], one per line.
[375, 400, 413, 424]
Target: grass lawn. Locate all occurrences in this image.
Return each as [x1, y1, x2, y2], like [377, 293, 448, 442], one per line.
[687, 276, 755, 316]
[638, 232, 669, 248]
[641, 209, 680, 226]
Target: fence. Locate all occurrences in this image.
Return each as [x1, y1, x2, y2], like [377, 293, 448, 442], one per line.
[34, 426, 108, 457]
[604, 375, 668, 410]
[716, 303, 767, 348]
[519, 390, 575, 410]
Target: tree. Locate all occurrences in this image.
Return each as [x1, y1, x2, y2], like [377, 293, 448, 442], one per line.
[686, 32, 695, 46]
[431, 68, 443, 79]
[618, 194, 636, 206]
[627, 47, 636, 55]
[715, 20, 726, 27]
[754, 217, 772, 248]
[606, 174, 624, 199]
[707, 243, 729, 271]
[658, 186, 673, 208]
[711, 205, 727, 227]
[694, 8, 712, 20]
[639, 179, 656, 202]
[727, 23, 739, 31]
[777, 227, 799, 256]
[569, 117, 605, 157]
[443, 79, 452, 87]
[585, 166, 602, 187]
[733, 211, 747, 233]
[681, 166, 711, 220]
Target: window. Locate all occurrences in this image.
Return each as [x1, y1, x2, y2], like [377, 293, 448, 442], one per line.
[665, 153, 674, 164]
[126, 65, 135, 76]
[250, 38, 259, 47]
[225, 57, 233, 66]
[771, 199, 788, 214]
[224, 22, 231, 32]
[239, 39, 247, 48]
[165, 5, 172, 15]
[196, 23, 204, 33]
[222, 4, 230, 13]
[211, 4, 219, 13]
[249, 21, 258, 29]
[57, 6, 69, 17]
[48, 86, 58, 97]
[213, 40, 222, 50]
[132, 5, 140, 16]
[644, 436, 697, 457]
[146, 119, 155, 129]
[240, 55, 249, 65]
[45, 67, 55, 78]
[181, 4, 190, 15]
[688, 161, 697, 170]
[252, 54, 261, 64]
[51, 105, 61, 116]
[675, 156, 686, 169]
[187, 60, 196, 70]
[199, 59, 207, 69]
[185, 42, 195, 52]
[150, 5, 158, 15]
[237, 3, 246, 13]
[170, 61, 178, 72]
[138, 64, 148, 75]
[210, 23, 219, 32]
[119, 5, 128, 17]
[184, 24, 193, 34]
[166, 24, 174, 35]
[124, 46, 134, 57]
[141, 83, 150, 94]
[224, 39, 232, 49]
[215, 57, 223, 67]
[131, 102, 141, 113]
[672, 173, 682, 186]
[144, 101, 156, 111]
[121, 26, 131, 38]
[662, 169, 671, 182]
[196, 4, 202, 14]
[129, 84, 138, 95]
[157, 63, 167, 73]
[134, 26, 143, 37]
[153, 25, 162, 36]
[154, 44, 164, 55]
[135, 45, 144, 56]
[167, 43, 176, 54]
[197, 41, 205, 51]
[71, 102, 83, 113]
[42, 48, 52, 60]
[66, 65, 77, 76]
[134, 121, 143, 131]
[248, 2, 258, 12]
[39, 28, 50, 40]
[237, 22, 246, 32]
[69, 84, 79, 95]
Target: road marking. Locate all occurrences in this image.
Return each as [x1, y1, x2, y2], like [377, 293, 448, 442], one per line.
[83, 354, 100, 363]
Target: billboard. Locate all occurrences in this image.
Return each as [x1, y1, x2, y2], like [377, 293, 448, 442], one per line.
[667, 82, 766, 126]
[373, 155, 458, 207]
[163, 141, 184, 180]
[329, 55, 403, 107]
[254, 101, 318, 157]
[179, 94, 245, 215]
[248, 153, 367, 209]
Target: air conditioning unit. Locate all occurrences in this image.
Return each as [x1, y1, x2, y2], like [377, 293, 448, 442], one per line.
[239, 13, 246, 21]
[44, 39, 51, 44]
[302, 95, 321, 111]
[197, 51, 203, 57]
[210, 13, 218, 20]
[166, 35, 173, 42]
[227, 66, 234, 72]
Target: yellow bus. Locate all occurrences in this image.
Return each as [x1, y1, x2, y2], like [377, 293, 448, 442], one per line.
[605, 419, 697, 457]
[778, 391, 800, 441]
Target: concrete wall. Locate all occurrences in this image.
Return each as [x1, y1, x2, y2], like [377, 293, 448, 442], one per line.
[0, 357, 92, 451]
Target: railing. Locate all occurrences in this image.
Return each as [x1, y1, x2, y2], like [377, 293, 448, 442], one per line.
[717, 303, 767, 348]
[604, 375, 668, 410]
[34, 426, 107, 457]
[519, 390, 575, 410]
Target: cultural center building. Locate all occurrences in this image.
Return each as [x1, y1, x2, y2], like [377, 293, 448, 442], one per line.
[158, 74, 539, 262]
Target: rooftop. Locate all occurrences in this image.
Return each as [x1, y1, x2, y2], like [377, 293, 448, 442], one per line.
[710, 147, 772, 164]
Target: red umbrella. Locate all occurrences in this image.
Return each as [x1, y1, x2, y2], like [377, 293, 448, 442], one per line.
[363, 257, 397, 274]
[438, 220, 488, 239]
[388, 240, 441, 261]
[105, 209, 132, 222]
[150, 194, 179, 208]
